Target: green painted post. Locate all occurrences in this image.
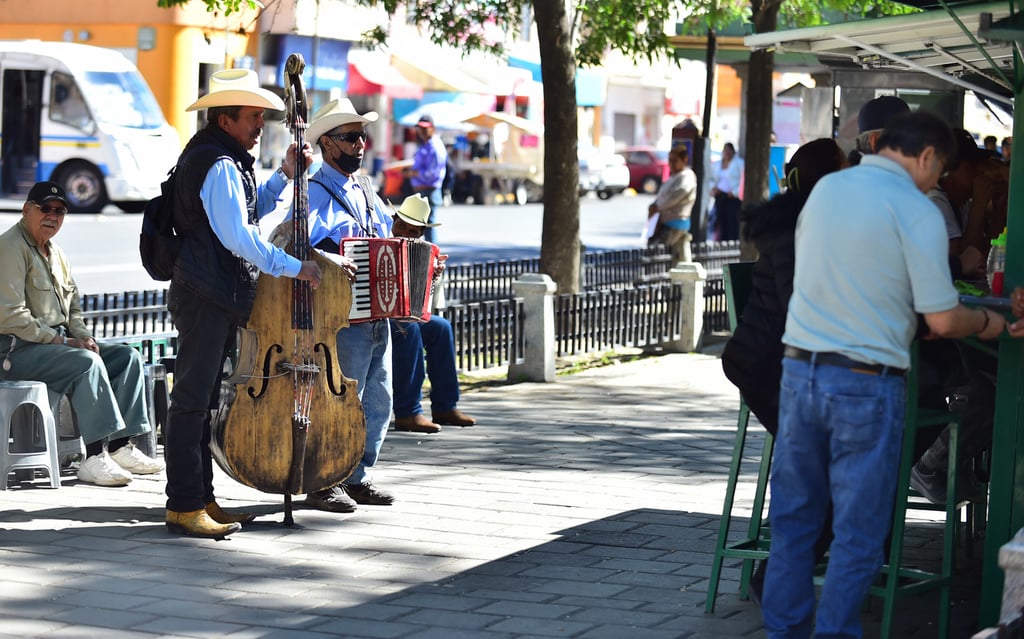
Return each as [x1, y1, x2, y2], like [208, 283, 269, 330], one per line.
[979, 16, 1024, 626]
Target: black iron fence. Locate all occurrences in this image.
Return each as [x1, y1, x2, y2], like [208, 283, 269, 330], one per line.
[75, 242, 741, 373]
[555, 283, 684, 357]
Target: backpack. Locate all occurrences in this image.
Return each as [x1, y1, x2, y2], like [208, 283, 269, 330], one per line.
[139, 167, 180, 281]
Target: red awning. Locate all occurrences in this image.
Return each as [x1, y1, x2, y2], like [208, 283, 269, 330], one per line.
[348, 57, 422, 99]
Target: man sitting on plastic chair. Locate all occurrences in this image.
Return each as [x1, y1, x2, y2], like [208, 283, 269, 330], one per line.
[0, 182, 164, 487]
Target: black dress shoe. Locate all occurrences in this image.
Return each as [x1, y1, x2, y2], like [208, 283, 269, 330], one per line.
[303, 486, 357, 513]
[343, 482, 394, 505]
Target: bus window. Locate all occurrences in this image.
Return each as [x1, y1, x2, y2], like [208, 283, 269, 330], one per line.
[49, 72, 93, 131]
[80, 70, 165, 130]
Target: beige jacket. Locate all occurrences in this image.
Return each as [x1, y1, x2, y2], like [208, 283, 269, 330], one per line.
[0, 220, 89, 344]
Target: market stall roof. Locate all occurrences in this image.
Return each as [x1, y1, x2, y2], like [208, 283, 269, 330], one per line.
[462, 111, 543, 135]
[391, 50, 496, 94]
[347, 50, 422, 99]
[743, 1, 1014, 106]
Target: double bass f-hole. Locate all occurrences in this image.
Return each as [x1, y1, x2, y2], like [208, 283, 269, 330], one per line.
[316, 342, 348, 397]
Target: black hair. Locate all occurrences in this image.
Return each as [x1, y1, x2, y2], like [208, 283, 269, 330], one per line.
[784, 138, 844, 196]
[875, 111, 955, 166]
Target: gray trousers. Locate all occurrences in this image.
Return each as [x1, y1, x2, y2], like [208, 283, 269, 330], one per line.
[0, 336, 149, 445]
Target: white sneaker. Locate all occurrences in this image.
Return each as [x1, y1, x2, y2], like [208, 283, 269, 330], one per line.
[77, 452, 133, 487]
[110, 443, 165, 475]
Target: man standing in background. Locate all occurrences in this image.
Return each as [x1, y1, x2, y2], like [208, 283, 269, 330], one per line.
[404, 115, 447, 243]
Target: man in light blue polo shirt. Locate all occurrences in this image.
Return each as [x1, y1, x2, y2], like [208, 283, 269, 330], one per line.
[761, 111, 1014, 638]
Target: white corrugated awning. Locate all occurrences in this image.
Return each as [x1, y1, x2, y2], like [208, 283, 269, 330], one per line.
[744, 1, 1014, 105]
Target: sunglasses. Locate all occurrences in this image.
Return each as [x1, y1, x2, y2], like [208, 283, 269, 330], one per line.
[329, 130, 368, 144]
[35, 202, 68, 216]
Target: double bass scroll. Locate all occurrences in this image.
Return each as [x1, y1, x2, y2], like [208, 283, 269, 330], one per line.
[210, 53, 366, 520]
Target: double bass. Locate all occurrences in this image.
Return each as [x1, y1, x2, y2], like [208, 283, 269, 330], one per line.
[210, 53, 366, 525]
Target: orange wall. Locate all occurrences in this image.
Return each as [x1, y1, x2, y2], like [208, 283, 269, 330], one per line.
[717, 65, 742, 108]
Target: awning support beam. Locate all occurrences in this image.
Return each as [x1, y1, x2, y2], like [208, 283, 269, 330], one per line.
[833, 33, 1013, 104]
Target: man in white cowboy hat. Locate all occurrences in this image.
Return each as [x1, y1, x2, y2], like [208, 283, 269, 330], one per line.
[163, 68, 321, 539]
[298, 98, 399, 514]
[389, 195, 476, 434]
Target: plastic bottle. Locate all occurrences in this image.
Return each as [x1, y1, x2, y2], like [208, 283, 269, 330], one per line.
[987, 227, 1008, 296]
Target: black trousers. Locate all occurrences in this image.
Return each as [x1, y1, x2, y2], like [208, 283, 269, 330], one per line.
[164, 282, 236, 512]
[715, 193, 742, 242]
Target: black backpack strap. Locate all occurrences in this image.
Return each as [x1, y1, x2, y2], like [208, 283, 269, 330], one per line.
[310, 177, 378, 237]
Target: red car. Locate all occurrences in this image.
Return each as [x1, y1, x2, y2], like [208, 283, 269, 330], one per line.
[623, 146, 669, 194]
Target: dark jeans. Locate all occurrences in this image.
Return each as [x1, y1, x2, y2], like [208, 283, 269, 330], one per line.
[391, 316, 460, 417]
[164, 283, 235, 512]
[715, 193, 742, 242]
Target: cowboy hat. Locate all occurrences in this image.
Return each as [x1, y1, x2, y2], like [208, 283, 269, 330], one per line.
[307, 98, 379, 142]
[392, 194, 440, 227]
[186, 69, 285, 112]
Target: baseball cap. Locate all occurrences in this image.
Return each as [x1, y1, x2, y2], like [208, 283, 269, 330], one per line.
[858, 96, 911, 133]
[26, 181, 68, 205]
[416, 114, 434, 128]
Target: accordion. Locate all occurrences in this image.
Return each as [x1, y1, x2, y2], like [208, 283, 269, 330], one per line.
[340, 238, 439, 323]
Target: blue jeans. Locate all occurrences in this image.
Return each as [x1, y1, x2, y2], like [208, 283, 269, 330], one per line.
[762, 357, 905, 639]
[391, 316, 459, 417]
[336, 320, 392, 486]
[418, 186, 442, 244]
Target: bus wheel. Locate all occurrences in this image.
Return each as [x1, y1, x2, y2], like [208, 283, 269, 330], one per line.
[54, 162, 108, 213]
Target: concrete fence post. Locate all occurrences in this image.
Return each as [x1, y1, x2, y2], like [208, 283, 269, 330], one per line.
[509, 273, 557, 383]
[662, 262, 706, 353]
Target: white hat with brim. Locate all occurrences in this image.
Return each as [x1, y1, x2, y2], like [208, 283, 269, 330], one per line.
[186, 69, 285, 112]
[392, 194, 440, 227]
[307, 99, 379, 142]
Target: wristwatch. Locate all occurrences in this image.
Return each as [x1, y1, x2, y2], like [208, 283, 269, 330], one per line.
[275, 167, 290, 182]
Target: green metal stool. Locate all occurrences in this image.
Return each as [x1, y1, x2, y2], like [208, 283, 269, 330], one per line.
[869, 340, 967, 639]
[706, 261, 774, 613]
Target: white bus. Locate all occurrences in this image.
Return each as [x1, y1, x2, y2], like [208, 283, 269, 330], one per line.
[0, 40, 180, 212]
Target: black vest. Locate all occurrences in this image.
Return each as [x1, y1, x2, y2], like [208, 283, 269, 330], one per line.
[171, 126, 261, 324]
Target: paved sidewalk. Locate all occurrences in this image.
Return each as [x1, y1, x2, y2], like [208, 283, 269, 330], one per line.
[1, 352, 984, 638]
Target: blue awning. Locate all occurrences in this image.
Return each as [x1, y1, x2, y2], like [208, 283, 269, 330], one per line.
[261, 34, 350, 92]
[508, 56, 606, 106]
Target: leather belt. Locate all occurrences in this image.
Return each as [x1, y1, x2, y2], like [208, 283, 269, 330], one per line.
[783, 346, 907, 378]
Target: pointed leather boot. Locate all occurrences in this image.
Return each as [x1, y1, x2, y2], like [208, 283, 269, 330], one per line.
[205, 501, 257, 525]
[166, 508, 241, 539]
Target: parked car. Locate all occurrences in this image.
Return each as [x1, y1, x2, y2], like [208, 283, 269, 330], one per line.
[623, 146, 669, 194]
[594, 153, 630, 200]
[578, 148, 630, 199]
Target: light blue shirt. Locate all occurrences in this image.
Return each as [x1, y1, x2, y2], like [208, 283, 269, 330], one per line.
[783, 154, 959, 370]
[200, 159, 300, 278]
[305, 163, 392, 246]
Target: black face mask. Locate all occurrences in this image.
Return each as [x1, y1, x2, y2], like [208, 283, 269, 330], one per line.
[334, 148, 363, 175]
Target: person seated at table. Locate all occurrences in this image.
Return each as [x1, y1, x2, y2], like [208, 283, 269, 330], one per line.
[0, 182, 164, 486]
[389, 195, 476, 434]
[720, 138, 848, 605]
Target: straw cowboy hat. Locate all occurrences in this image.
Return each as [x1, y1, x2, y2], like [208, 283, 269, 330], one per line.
[186, 69, 285, 112]
[392, 194, 440, 227]
[307, 98, 379, 142]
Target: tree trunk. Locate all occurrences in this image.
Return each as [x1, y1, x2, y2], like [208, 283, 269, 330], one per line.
[533, 0, 580, 294]
[741, 0, 781, 261]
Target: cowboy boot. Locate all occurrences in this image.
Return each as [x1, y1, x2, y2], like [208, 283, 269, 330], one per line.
[205, 501, 257, 525]
[166, 508, 241, 539]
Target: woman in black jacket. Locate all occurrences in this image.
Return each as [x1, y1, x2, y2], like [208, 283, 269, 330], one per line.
[721, 138, 847, 435]
[719, 138, 848, 606]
